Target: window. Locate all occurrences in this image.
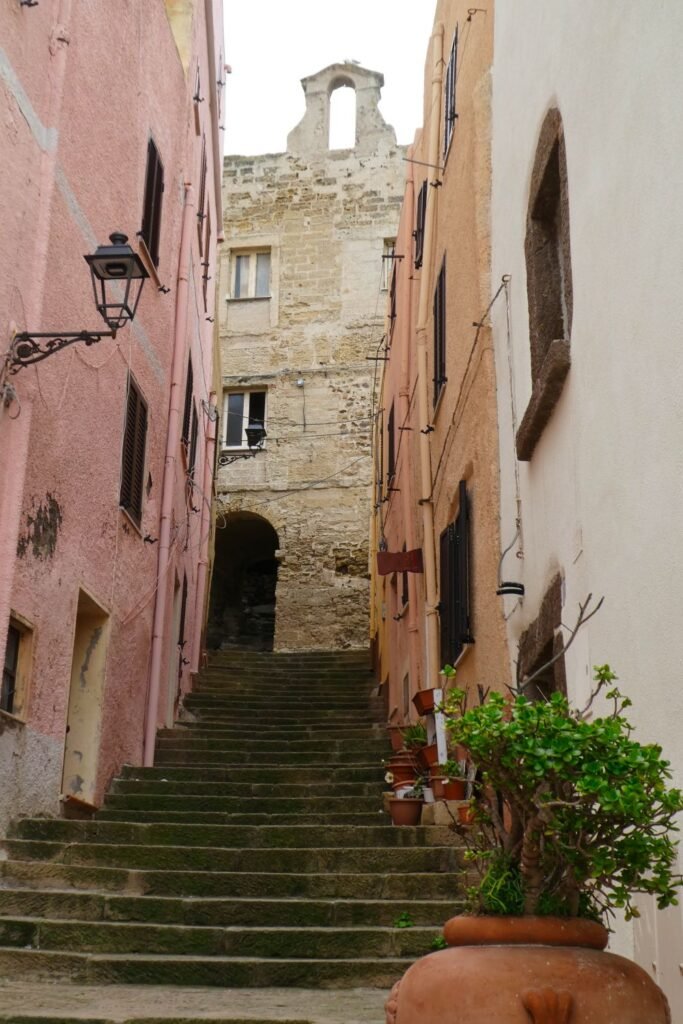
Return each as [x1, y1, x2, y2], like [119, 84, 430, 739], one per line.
[433, 258, 447, 406]
[517, 108, 572, 461]
[387, 402, 396, 482]
[2, 615, 34, 719]
[188, 403, 199, 479]
[414, 181, 427, 269]
[389, 264, 397, 337]
[231, 250, 270, 299]
[202, 207, 212, 311]
[222, 390, 266, 449]
[181, 357, 193, 447]
[517, 574, 566, 700]
[120, 374, 148, 526]
[141, 139, 164, 268]
[439, 480, 473, 665]
[197, 136, 208, 253]
[444, 26, 459, 155]
[381, 238, 396, 291]
[401, 544, 409, 608]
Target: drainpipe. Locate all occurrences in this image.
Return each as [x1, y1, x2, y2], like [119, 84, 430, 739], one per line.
[144, 183, 195, 766]
[191, 389, 217, 674]
[415, 24, 444, 689]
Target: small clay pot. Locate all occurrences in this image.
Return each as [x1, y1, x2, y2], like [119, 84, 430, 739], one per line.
[390, 763, 418, 785]
[417, 743, 438, 771]
[388, 798, 423, 826]
[431, 776, 446, 799]
[386, 725, 404, 752]
[456, 802, 475, 825]
[443, 779, 466, 800]
[412, 688, 437, 716]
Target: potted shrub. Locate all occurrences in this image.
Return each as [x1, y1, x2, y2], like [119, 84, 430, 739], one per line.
[388, 777, 426, 827]
[385, 664, 683, 1022]
[432, 758, 466, 800]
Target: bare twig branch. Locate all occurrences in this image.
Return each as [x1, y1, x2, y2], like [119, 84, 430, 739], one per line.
[515, 594, 604, 696]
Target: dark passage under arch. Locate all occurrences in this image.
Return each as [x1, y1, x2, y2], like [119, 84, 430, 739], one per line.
[207, 513, 279, 651]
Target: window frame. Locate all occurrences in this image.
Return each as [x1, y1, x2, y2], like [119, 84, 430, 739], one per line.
[2, 614, 34, 722]
[439, 480, 474, 666]
[230, 249, 271, 300]
[443, 25, 459, 157]
[120, 373, 148, 528]
[381, 238, 396, 291]
[221, 389, 267, 450]
[414, 181, 427, 269]
[433, 257, 447, 407]
[140, 138, 164, 269]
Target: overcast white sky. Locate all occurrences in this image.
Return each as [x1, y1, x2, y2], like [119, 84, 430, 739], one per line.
[223, 1, 437, 156]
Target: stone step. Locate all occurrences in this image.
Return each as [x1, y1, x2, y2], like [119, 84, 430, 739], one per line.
[102, 794, 383, 813]
[1, 840, 460, 874]
[0, 948, 413, 988]
[10, 820, 452, 850]
[0, 917, 442, 959]
[110, 780, 381, 797]
[179, 714, 375, 728]
[183, 700, 380, 715]
[153, 752, 384, 767]
[119, 766, 384, 784]
[155, 737, 389, 754]
[96, 811, 386, 826]
[0, 861, 458, 899]
[167, 724, 385, 738]
[0, 890, 457, 928]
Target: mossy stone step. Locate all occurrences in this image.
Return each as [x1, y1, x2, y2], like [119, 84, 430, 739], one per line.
[166, 725, 384, 738]
[153, 751, 382, 766]
[119, 766, 384, 783]
[110, 781, 380, 797]
[155, 737, 389, 754]
[96, 812, 387, 826]
[1, 840, 460, 874]
[0, 1018, 310, 1024]
[0, 948, 416, 988]
[102, 794, 381, 813]
[0, 917, 441, 959]
[11, 819, 452, 850]
[0, 890, 458, 928]
[0, 861, 459, 899]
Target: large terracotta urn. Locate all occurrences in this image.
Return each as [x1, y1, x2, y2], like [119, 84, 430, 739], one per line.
[385, 916, 670, 1023]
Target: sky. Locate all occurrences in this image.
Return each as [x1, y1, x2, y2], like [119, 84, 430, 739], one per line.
[223, 1, 438, 156]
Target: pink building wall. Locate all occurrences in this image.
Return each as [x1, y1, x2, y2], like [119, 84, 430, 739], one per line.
[0, 0, 223, 830]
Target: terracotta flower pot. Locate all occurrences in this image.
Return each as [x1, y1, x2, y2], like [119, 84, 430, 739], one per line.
[431, 776, 445, 799]
[391, 780, 415, 794]
[388, 798, 423, 826]
[416, 742, 438, 771]
[385, 915, 670, 1023]
[412, 688, 437, 716]
[443, 778, 466, 801]
[386, 725, 404, 752]
[456, 802, 474, 825]
[390, 763, 418, 785]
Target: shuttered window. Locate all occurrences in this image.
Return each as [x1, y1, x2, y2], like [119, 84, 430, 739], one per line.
[120, 375, 148, 527]
[1, 624, 20, 715]
[414, 181, 427, 269]
[389, 264, 397, 336]
[197, 135, 207, 253]
[439, 480, 473, 665]
[433, 258, 447, 406]
[178, 574, 188, 651]
[182, 357, 193, 447]
[387, 402, 396, 482]
[188, 403, 199, 480]
[141, 139, 164, 268]
[444, 26, 458, 155]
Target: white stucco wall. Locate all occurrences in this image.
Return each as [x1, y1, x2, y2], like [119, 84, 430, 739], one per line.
[490, 1, 683, 1011]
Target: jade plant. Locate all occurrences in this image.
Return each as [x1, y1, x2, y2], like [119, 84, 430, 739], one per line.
[444, 664, 683, 923]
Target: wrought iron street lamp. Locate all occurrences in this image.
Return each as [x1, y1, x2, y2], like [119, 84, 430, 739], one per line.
[7, 233, 148, 374]
[218, 424, 267, 467]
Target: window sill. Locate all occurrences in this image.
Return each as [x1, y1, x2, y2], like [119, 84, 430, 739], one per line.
[516, 339, 571, 461]
[0, 707, 26, 728]
[226, 295, 271, 303]
[119, 505, 144, 537]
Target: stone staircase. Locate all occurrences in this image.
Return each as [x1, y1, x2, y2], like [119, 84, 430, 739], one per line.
[0, 649, 461, 996]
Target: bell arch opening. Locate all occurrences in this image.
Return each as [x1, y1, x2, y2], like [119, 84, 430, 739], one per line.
[207, 512, 279, 651]
[329, 79, 356, 150]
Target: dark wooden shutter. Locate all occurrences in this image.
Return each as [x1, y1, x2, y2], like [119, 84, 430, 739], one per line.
[454, 480, 473, 654]
[141, 139, 164, 268]
[414, 181, 427, 269]
[120, 375, 148, 526]
[197, 135, 207, 252]
[389, 265, 397, 333]
[433, 259, 447, 406]
[178, 574, 188, 649]
[439, 523, 456, 666]
[444, 25, 458, 154]
[387, 402, 395, 482]
[182, 357, 193, 446]
[2, 624, 20, 714]
[189, 404, 199, 479]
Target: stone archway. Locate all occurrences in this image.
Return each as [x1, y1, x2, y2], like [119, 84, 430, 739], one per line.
[207, 513, 279, 651]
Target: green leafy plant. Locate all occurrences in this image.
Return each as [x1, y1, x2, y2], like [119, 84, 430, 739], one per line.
[437, 758, 465, 782]
[401, 721, 428, 749]
[393, 911, 415, 929]
[445, 665, 683, 922]
[430, 934, 448, 950]
[403, 775, 428, 799]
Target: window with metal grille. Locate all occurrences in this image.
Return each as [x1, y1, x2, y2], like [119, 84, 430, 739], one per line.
[141, 139, 164, 268]
[414, 181, 427, 269]
[188, 403, 199, 479]
[182, 357, 193, 447]
[387, 402, 396, 482]
[1, 624, 20, 715]
[120, 374, 148, 526]
[444, 26, 458, 156]
[439, 480, 473, 665]
[433, 258, 447, 406]
[222, 390, 266, 449]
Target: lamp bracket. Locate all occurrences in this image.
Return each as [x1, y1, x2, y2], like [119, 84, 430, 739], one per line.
[7, 329, 115, 374]
[217, 448, 263, 468]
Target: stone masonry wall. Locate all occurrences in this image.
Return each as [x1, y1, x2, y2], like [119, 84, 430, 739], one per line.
[217, 65, 406, 650]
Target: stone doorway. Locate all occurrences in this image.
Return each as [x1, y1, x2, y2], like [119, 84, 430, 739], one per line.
[208, 513, 279, 651]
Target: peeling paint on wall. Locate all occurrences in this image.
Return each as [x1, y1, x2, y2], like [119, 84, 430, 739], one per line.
[79, 626, 102, 690]
[16, 493, 63, 560]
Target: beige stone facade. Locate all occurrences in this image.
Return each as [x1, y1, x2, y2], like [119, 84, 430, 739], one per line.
[214, 64, 405, 651]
